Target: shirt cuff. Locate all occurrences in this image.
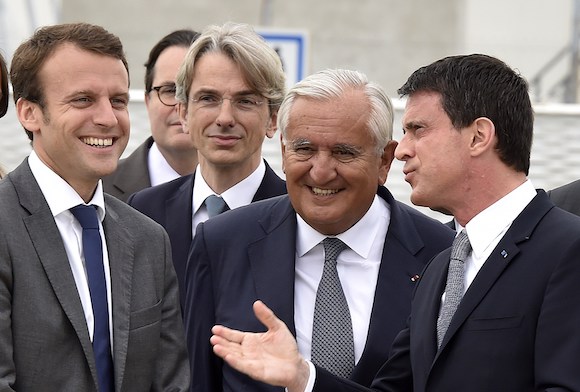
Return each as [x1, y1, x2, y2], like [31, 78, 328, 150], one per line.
[285, 360, 316, 392]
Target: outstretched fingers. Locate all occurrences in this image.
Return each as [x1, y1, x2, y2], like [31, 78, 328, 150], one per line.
[210, 300, 305, 387]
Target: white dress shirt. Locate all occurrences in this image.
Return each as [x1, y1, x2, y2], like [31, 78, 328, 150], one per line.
[28, 151, 113, 344]
[295, 194, 390, 392]
[454, 179, 536, 294]
[191, 159, 266, 237]
[147, 141, 181, 186]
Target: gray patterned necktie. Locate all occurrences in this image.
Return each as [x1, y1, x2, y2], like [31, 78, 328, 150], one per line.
[311, 237, 355, 378]
[436, 229, 472, 348]
[205, 195, 229, 217]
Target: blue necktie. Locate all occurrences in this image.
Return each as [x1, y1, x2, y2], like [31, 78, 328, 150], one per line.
[70, 205, 114, 392]
[205, 195, 229, 217]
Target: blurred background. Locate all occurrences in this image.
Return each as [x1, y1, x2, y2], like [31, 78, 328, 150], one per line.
[1, 0, 580, 221]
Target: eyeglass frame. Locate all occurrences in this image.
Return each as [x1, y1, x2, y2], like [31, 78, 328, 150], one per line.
[150, 84, 178, 107]
[189, 92, 267, 112]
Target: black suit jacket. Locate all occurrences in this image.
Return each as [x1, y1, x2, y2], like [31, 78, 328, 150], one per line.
[127, 160, 286, 305]
[102, 137, 154, 202]
[184, 186, 455, 391]
[548, 178, 580, 216]
[314, 191, 580, 391]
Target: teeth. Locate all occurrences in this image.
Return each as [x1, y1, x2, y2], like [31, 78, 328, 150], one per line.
[312, 187, 339, 196]
[82, 137, 113, 147]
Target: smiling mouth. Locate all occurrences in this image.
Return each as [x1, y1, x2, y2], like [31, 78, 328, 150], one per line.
[311, 187, 340, 196]
[81, 137, 113, 147]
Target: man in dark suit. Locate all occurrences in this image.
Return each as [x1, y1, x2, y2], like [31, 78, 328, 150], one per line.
[548, 179, 580, 216]
[128, 22, 287, 304]
[184, 69, 454, 391]
[103, 30, 199, 202]
[0, 23, 189, 391]
[210, 55, 580, 391]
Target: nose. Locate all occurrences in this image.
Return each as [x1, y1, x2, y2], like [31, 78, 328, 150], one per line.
[215, 99, 236, 128]
[93, 99, 119, 128]
[394, 133, 413, 162]
[309, 151, 338, 184]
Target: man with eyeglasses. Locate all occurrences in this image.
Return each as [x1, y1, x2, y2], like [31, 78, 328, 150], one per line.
[103, 29, 199, 202]
[127, 22, 287, 307]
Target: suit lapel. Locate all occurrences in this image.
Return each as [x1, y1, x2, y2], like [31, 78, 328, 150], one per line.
[103, 199, 134, 391]
[252, 160, 287, 201]
[164, 174, 195, 278]
[12, 162, 99, 386]
[111, 137, 153, 194]
[247, 196, 298, 334]
[433, 191, 552, 359]
[355, 188, 431, 374]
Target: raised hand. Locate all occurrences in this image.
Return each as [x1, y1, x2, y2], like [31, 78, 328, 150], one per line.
[211, 300, 311, 392]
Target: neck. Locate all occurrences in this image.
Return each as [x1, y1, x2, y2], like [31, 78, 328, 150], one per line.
[199, 156, 260, 194]
[452, 171, 527, 227]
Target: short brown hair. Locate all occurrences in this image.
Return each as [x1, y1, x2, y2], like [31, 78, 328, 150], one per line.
[0, 52, 8, 118]
[10, 23, 129, 140]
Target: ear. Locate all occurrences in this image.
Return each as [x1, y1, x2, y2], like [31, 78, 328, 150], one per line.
[280, 133, 286, 174]
[178, 102, 189, 133]
[144, 90, 151, 109]
[265, 111, 278, 139]
[470, 117, 495, 157]
[378, 140, 398, 185]
[16, 98, 43, 134]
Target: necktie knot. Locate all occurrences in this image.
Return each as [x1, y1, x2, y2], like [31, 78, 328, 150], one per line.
[322, 237, 348, 266]
[70, 204, 100, 230]
[205, 195, 229, 218]
[450, 229, 472, 263]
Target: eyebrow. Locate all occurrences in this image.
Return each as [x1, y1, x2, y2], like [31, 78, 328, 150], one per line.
[192, 87, 259, 97]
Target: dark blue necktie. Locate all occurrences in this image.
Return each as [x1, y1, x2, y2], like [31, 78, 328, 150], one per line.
[70, 204, 114, 392]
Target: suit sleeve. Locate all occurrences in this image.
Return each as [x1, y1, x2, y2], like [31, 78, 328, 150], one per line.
[312, 327, 412, 392]
[150, 230, 191, 391]
[184, 223, 223, 392]
[0, 231, 16, 391]
[534, 237, 580, 390]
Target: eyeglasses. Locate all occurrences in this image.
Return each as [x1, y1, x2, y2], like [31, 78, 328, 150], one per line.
[190, 93, 265, 112]
[151, 84, 177, 107]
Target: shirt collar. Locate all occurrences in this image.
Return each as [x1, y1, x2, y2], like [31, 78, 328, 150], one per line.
[462, 179, 536, 258]
[147, 141, 180, 186]
[192, 159, 266, 214]
[296, 195, 390, 260]
[28, 151, 106, 222]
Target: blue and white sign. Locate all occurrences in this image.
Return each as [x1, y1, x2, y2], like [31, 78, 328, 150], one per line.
[257, 28, 309, 90]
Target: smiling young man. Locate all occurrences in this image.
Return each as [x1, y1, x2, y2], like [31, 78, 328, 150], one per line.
[0, 23, 189, 391]
[183, 68, 454, 392]
[103, 29, 199, 201]
[127, 22, 288, 306]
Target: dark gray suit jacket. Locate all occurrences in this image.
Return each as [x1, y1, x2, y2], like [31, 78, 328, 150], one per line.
[0, 159, 190, 391]
[548, 179, 580, 216]
[102, 136, 154, 202]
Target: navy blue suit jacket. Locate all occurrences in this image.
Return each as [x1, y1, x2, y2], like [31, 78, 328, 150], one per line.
[314, 191, 580, 391]
[127, 160, 286, 306]
[184, 186, 454, 391]
[548, 179, 580, 216]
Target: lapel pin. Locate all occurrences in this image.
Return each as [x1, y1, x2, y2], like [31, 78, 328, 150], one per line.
[410, 274, 420, 282]
[500, 249, 508, 258]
